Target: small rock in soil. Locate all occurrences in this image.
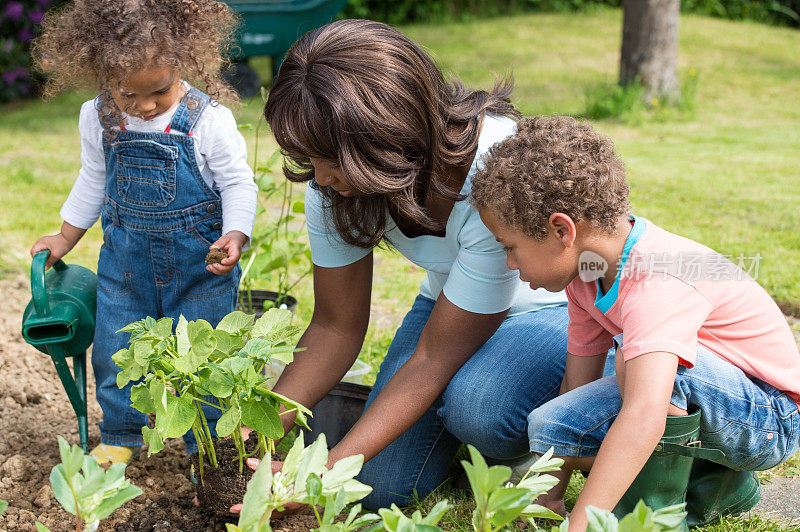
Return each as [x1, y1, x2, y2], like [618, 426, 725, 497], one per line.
[2, 454, 31, 481]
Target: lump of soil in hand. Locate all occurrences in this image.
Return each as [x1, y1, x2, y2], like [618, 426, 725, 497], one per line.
[205, 248, 228, 265]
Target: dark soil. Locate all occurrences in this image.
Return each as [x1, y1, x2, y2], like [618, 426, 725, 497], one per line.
[205, 248, 228, 265]
[0, 275, 320, 531]
[192, 438, 257, 516]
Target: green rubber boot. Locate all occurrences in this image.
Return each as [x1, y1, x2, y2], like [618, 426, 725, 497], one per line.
[613, 410, 703, 531]
[685, 460, 761, 527]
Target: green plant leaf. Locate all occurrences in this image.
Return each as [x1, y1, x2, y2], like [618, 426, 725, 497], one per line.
[188, 319, 216, 357]
[152, 317, 174, 339]
[216, 401, 242, 438]
[111, 348, 134, 371]
[156, 394, 197, 439]
[293, 434, 329, 498]
[322, 454, 363, 488]
[586, 506, 619, 532]
[486, 487, 534, 529]
[306, 472, 323, 502]
[142, 426, 165, 456]
[212, 329, 246, 358]
[36, 523, 51, 532]
[240, 398, 284, 440]
[150, 379, 168, 415]
[173, 347, 209, 374]
[57, 436, 84, 479]
[237, 455, 273, 531]
[291, 201, 305, 214]
[651, 503, 687, 530]
[130, 383, 155, 414]
[131, 340, 152, 365]
[203, 367, 235, 398]
[421, 499, 451, 525]
[176, 315, 190, 356]
[49, 464, 77, 515]
[93, 484, 143, 521]
[252, 309, 293, 341]
[217, 311, 255, 334]
[0, 500, 7, 516]
[77, 456, 105, 499]
[116, 367, 132, 389]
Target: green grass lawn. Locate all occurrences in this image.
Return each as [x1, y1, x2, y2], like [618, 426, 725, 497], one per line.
[2, 7, 799, 530]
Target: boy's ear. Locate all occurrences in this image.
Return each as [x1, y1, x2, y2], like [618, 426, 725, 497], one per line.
[549, 213, 577, 248]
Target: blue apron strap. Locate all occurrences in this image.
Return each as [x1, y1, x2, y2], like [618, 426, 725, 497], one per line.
[168, 87, 211, 135]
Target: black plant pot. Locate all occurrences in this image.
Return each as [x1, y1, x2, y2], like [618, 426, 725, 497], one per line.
[302, 382, 372, 448]
[237, 289, 298, 317]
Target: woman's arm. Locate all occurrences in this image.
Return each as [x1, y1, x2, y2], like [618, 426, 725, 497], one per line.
[327, 293, 507, 465]
[271, 252, 373, 432]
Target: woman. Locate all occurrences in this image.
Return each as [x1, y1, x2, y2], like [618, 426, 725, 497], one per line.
[261, 19, 568, 510]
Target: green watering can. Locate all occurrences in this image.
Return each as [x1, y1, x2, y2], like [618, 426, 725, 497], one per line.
[21, 251, 97, 451]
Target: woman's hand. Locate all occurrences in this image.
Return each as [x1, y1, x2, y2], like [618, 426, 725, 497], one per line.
[30, 222, 87, 269]
[207, 230, 248, 275]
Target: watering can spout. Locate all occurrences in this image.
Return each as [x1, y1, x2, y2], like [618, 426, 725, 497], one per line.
[22, 302, 81, 346]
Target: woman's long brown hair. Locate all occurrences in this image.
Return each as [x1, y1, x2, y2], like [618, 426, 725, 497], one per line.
[265, 19, 520, 248]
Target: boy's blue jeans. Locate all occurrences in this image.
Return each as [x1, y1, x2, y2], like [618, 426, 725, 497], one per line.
[357, 295, 569, 510]
[528, 346, 800, 471]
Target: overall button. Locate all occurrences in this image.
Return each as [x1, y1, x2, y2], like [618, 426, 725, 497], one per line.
[212, 222, 222, 230]
[206, 204, 216, 213]
[187, 99, 199, 110]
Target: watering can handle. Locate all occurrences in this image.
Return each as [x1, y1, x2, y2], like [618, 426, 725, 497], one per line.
[31, 250, 67, 318]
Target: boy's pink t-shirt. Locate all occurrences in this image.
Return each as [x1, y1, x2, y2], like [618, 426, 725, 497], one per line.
[566, 217, 800, 408]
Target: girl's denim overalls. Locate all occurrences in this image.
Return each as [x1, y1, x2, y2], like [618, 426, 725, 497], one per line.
[92, 88, 240, 449]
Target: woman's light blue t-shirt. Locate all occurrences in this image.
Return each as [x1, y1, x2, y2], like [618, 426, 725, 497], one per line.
[305, 115, 567, 315]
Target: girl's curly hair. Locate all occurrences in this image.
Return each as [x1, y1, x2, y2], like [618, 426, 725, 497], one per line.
[471, 115, 630, 239]
[33, 0, 239, 123]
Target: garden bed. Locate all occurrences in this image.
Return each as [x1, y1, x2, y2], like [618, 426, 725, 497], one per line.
[0, 275, 318, 531]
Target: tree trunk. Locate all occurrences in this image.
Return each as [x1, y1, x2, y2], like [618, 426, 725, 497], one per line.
[619, 0, 680, 102]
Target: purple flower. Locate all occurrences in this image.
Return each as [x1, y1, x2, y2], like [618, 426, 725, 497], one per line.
[2, 71, 16, 85]
[3, 41, 13, 53]
[38, 0, 52, 7]
[17, 27, 34, 43]
[29, 9, 44, 24]
[5, 2, 24, 21]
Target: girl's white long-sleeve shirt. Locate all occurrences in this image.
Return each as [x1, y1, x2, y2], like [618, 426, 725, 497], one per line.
[60, 86, 257, 239]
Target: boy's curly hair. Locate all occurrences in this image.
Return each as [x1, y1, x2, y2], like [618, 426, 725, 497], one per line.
[33, 0, 239, 123]
[471, 115, 630, 239]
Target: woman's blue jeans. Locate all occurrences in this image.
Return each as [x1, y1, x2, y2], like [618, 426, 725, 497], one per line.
[357, 295, 568, 510]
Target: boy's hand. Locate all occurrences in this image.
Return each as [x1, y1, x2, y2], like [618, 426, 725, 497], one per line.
[30, 222, 87, 269]
[207, 230, 248, 275]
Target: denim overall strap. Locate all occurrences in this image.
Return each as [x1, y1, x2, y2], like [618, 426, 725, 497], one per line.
[168, 87, 210, 135]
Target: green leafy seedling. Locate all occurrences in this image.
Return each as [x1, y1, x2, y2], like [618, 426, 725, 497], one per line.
[361, 499, 452, 532]
[461, 445, 564, 532]
[226, 433, 376, 532]
[39, 436, 142, 532]
[534, 501, 687, 532]
[113, 308, 311, 481]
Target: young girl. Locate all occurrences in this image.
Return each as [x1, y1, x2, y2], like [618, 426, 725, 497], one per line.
[29, 0, 257, 465]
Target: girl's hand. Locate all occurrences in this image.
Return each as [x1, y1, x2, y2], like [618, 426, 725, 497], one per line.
[30, 222, 87, 269]
[207, 230, 248, 275]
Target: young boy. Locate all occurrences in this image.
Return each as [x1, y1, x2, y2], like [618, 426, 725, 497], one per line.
[471, 116, 800, 531]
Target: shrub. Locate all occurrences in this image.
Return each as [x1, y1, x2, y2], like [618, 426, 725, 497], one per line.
[0, 0, 55, 103]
